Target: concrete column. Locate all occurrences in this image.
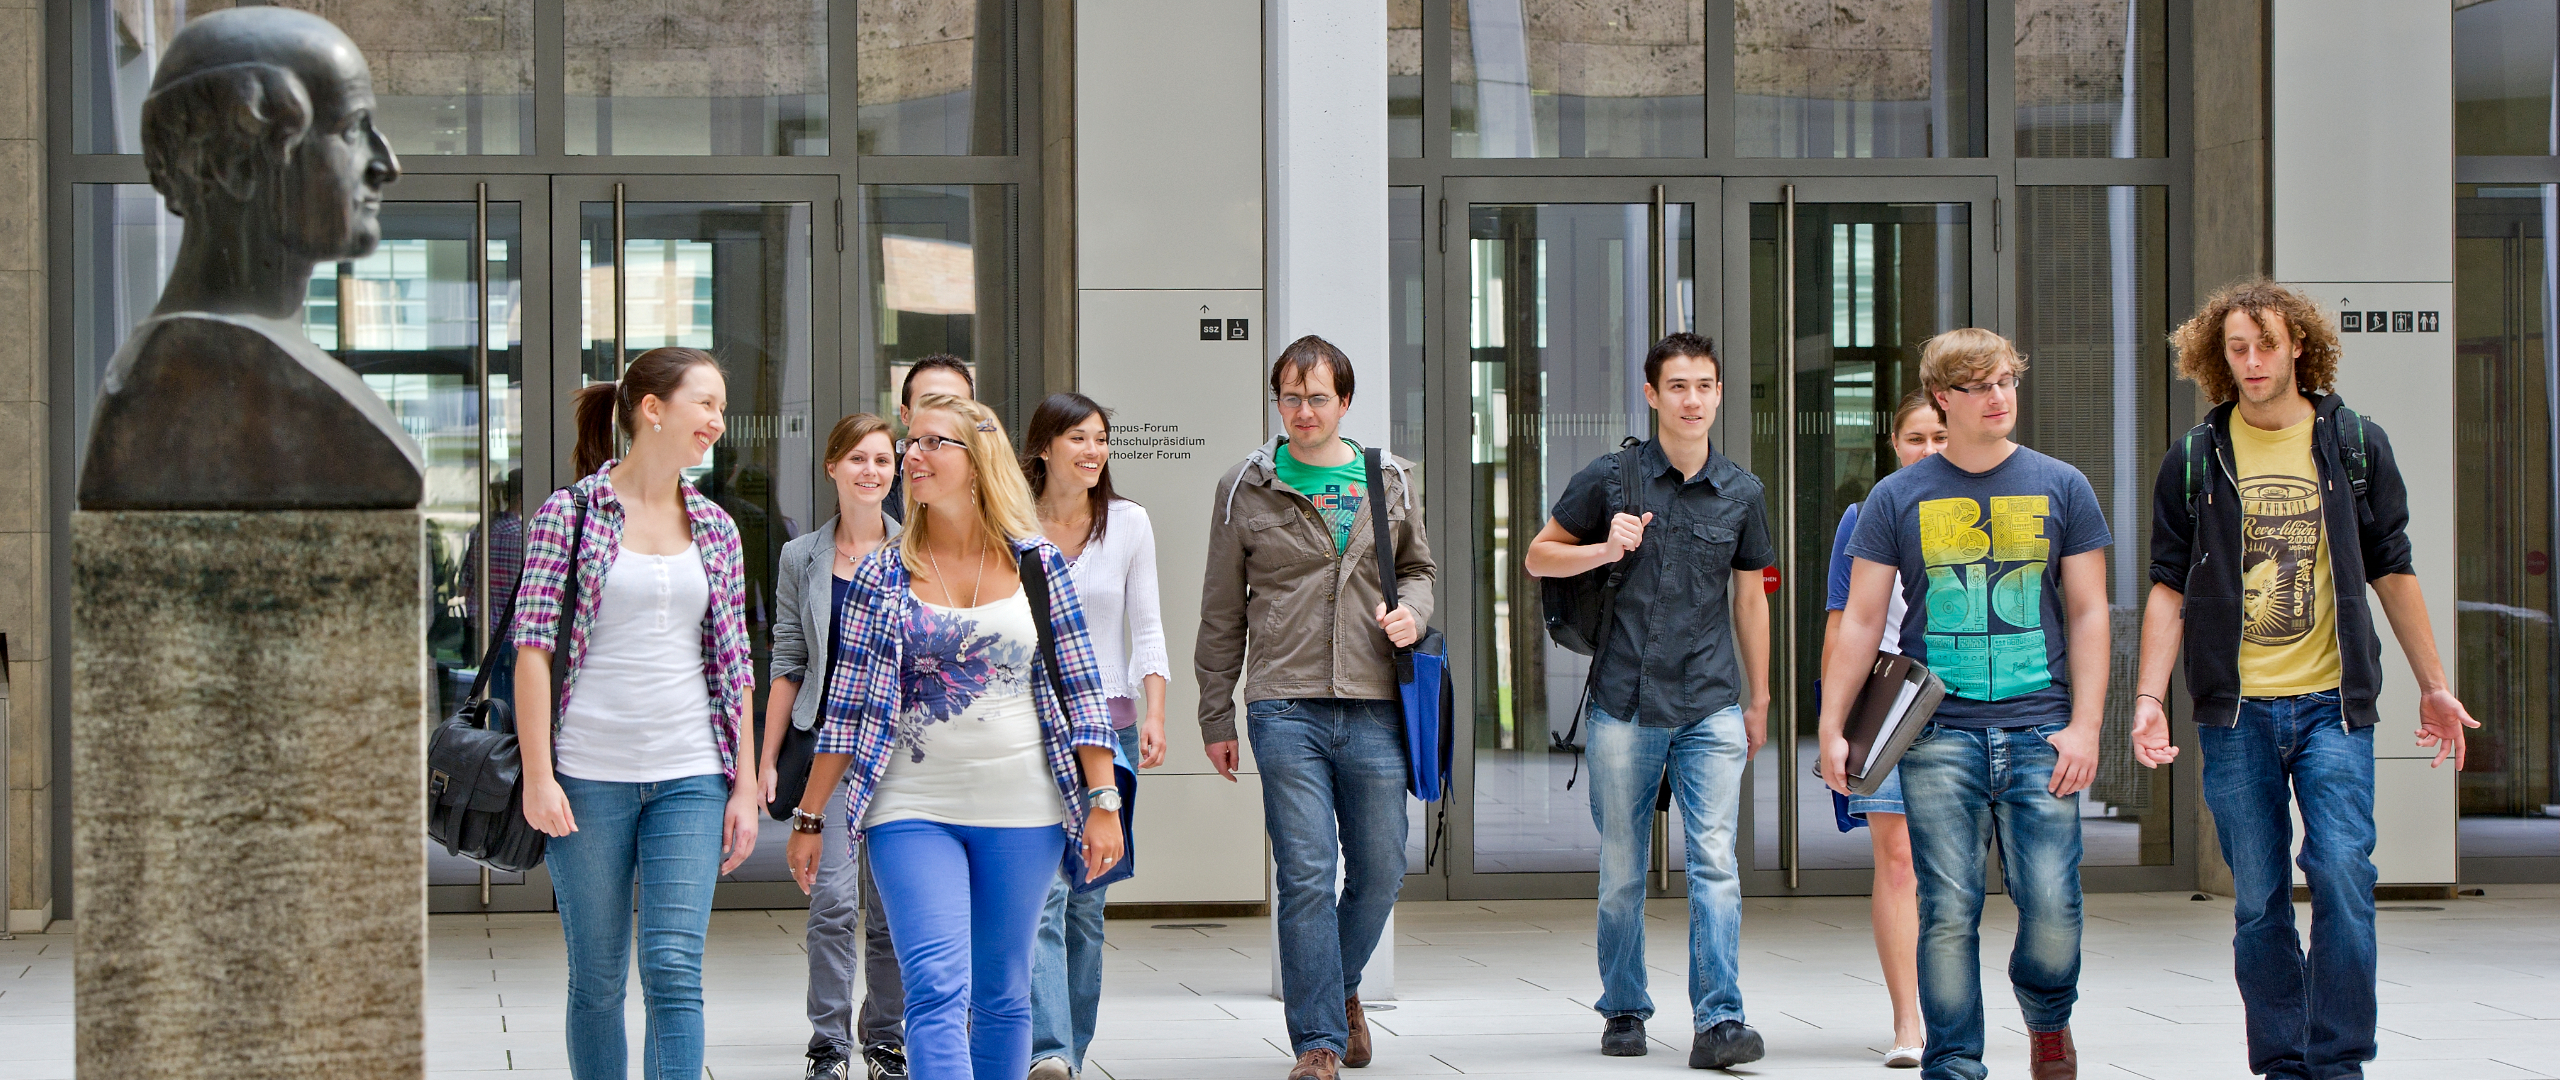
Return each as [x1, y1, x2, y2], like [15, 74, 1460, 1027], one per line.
[2269, 0, 2458, 889]
[1266, 0, 1391, 448]
[0, 0, 49, 934]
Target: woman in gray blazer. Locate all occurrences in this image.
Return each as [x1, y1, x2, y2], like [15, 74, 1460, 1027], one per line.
[763, 413, 906, 1080]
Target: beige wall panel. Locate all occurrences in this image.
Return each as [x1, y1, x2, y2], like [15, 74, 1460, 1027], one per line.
[1107, 773, 1267, 904]
[1076, 0, 1262, 290]
[2372, 756, 2459, 884]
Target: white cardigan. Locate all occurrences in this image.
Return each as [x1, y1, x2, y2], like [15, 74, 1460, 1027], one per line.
[1065, 499, 1172, 705]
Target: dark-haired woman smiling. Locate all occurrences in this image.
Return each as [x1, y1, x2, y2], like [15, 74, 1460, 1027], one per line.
[511, 346, 760, 1080]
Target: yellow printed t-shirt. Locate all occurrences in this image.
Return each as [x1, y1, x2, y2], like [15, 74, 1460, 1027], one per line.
[2229, 414, 2342, 695]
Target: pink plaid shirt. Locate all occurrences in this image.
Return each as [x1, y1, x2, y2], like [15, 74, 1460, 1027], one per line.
[508, 461, 753, 781]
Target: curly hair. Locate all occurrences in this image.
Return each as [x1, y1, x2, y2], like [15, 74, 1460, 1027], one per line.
[2172, 279, 2340, 404]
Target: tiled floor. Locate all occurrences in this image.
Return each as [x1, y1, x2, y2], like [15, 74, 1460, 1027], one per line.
[5, 887, 2558, 1078]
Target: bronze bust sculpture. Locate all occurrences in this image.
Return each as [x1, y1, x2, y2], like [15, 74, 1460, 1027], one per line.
[77, 7, 423, 510]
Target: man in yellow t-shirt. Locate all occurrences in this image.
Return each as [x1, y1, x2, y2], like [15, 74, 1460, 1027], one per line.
[2229, 413, 2342, 696]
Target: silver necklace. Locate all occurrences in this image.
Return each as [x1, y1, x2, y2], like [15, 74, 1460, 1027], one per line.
[926, 533, 987, 608]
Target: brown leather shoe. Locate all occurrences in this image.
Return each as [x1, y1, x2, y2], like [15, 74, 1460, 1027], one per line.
[1287, 1047, 1343, 1080]
[1343, 994, 1372, 1067]
[2028, 1027, 2077, 1080]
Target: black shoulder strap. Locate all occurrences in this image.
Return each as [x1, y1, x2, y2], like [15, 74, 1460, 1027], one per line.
[550, 491, 588, 703]
[2335, 405, 2374, 500]
[1363, 448, 1399, 616]
[2180, 422, 2215, 518]
[1019, 546, 1075, 715]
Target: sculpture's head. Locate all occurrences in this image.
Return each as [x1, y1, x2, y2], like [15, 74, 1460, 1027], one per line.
[140, 8, 400, 262]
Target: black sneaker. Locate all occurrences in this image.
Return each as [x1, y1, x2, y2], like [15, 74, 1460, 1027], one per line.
[863, 1042, 909, 1080]
[804, 1045, 850, 1080]
[1601, 1015, 1648, 1056]
[1688, 1021, 1765, 1070]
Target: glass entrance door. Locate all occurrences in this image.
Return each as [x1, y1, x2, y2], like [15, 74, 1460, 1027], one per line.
[1725, 177, 1998, 893]
[1438, 177, 1718, 899]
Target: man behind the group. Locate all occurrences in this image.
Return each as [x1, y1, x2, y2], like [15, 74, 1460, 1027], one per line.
[1196, 335, 1434, 1080]
[1521, 331, 1775, 1069]
[2130, 280, 2477, 1080]
[1818, 328, 2112, 1080]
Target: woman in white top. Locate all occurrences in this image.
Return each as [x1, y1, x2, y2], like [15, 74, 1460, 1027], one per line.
[1018, 392, 1171, 1079]
[511, 347, 760, 1080]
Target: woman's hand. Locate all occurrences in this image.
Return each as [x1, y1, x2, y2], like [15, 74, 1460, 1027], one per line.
[1139, 712, 1167, 770]
[1081, 807, 1125, 882]
[719, 786, 760, 875]
[787, 829, 824, 896]
[523, 776, 577, 837]
[758, 762, 780, 807]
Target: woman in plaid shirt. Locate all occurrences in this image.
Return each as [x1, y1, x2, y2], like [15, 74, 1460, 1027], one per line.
[508, 347, 762, 1080]
[785, 394, 1123, 1080]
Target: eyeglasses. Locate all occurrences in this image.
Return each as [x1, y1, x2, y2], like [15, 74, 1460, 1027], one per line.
[896, 434, 969, 456]
[1946, 375, 2022, 396]
[1275, 394, 1336, 412]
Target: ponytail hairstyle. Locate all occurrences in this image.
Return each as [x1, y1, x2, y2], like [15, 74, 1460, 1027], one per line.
[898, 393, 1040, 579]
[571, 347, 724, 478]
[1020, 392, 1126, 547]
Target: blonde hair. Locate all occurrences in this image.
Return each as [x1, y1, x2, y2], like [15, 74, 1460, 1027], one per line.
[898, 393, 1039, 577]
[1918, 328, 2028, 418]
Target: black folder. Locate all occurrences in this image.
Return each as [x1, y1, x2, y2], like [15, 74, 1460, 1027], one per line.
[1843, 652, 1947, 795]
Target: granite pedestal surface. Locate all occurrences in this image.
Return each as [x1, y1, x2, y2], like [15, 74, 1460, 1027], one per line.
[72, 510, 428, 1078]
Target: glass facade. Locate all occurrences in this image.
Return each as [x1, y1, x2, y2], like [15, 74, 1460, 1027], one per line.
[854, 0, 1013, 155]
[565, 0, 828, 155]
[1733, 0, 1987, 158]
[1451, 0, 1708, 158]
[2455, 0, 2556, 158]
[858, 184, 1018, 423]
[2014, 0, 2167, 158]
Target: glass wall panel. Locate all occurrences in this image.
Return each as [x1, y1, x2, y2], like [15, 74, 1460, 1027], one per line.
[1468, 200, 1694, 873]
[1392, 0, 1424, 157]
[566, 0, 829, 155]
[1451, 0, 1707, 159]
[2014, 0, 2166, 158]
[858, 185, 1020, 423]
[2456, 0, 2558, 158]
[2012, 185, 2170, 866]
[2454, 185, 2560, 861]
[1734, 0, 1987, 158]
[856, 0, 1014, 155]
[72, 0, 532, 156]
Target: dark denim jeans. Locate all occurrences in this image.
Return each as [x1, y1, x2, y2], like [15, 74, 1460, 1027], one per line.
[1585, 704, 1749, 1031]
[2199, 690, 2378, 1080]
[1247, 697, 1410, 1057]
[1899, 722, 2083, 1080]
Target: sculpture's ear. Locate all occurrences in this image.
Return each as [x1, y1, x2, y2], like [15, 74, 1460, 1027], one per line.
[141, 62, 313, 213]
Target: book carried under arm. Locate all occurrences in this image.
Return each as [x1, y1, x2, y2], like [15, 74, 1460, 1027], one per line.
[1842, 652, 1947, 796]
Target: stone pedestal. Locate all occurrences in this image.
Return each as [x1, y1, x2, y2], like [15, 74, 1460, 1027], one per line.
[72, 511, 427, 1078]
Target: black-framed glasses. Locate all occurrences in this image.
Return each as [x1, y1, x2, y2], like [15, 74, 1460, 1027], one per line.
[1275, 394, 1337, 412]
[1946, 375, 2022, 396]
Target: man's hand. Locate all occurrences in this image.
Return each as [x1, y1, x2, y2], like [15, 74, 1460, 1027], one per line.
[2415, 687, 2481, 769]
[1819, 732, 1853, 796]
[1205, 739, 1241, 781]
[1605, 511, 1653, 560]
[2130, 695, 2180, 768]
[2046, 722, 2101, 796]
[1375, 602, 1421, 648]
[1743, 699, 1769, 759]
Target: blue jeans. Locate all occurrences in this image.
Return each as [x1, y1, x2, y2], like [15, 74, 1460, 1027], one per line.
[1030, 724, 1143, 1070]
[2199, 691, 2378, 1080]
[867, 820, 1066, 1080]
[1899, 722, 2083, 1080]
[1585, 704, 1749, 1030]
[545, 773, 729, 1080]
[1248, 697, 1411, 1056]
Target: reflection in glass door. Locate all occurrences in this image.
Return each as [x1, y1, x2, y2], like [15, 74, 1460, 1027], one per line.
[564, 182, 829, 893]
[1450, 180, 1707, 891]
[1734, 180, 1993, 890]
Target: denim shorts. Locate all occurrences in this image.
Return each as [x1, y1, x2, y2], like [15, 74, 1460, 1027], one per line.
[1845, 765, 1906, 818]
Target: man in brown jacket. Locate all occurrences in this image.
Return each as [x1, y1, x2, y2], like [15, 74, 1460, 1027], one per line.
[1196, 335, 1435, 1080]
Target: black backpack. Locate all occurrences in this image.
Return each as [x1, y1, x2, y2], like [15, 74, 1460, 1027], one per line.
[2179, 403, 2375, 517]
[1539, 437, 1643, 771]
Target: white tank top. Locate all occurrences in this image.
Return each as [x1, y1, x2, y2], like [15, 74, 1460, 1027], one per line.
[554, 546, 723, 783]
[865, 589, 1067, 829]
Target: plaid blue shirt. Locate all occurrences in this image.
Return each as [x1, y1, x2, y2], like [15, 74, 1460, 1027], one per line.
[816, 534, 1117, 849]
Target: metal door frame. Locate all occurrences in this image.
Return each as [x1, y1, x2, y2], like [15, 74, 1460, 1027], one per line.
[1432, 175, 1723, 902]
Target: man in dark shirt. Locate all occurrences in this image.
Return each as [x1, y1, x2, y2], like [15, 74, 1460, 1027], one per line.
[1525, 332, 1775, 1069]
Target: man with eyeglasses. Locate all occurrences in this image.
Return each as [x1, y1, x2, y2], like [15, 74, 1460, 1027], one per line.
[1196, 335, 1434, 1080]
[1523, 331, 1775, 1070]
[1817, 328, 2113, 1080]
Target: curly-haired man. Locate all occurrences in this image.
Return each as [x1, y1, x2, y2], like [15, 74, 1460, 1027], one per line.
[2131, 279, 2477, 1080]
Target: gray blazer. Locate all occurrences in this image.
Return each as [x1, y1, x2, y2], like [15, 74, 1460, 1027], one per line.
[771, 511, 903, 731]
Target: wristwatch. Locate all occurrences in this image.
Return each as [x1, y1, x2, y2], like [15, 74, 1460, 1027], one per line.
[1084, 786, 1123, 814]
[790, 807, 826, 834]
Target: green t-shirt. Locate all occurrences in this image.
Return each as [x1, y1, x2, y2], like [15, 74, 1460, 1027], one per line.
[1273, 439, 1370, 553]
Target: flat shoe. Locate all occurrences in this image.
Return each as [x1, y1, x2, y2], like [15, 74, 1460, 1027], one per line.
[1884, 1044, 1922, 1068]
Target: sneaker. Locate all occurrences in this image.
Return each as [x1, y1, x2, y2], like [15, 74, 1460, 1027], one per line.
[1688, 1020, 1766, 1070]
[863, 1042, 909, 1080]
[1601, 1015, 1648, 1057]
[2028, 1027, 2077, 1080]
[1287, 1047, 1343, 1080]
[804, 1046, 850, 1080]
[1343, 994, 1372, 1068]
[1027, 1056, 1073, 1080]
[1883, 1042, 1923, 1068]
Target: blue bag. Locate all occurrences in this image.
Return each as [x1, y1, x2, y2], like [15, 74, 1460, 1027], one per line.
[1364, 449, 1453, 806]
[1021, 548, 1138, 894]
